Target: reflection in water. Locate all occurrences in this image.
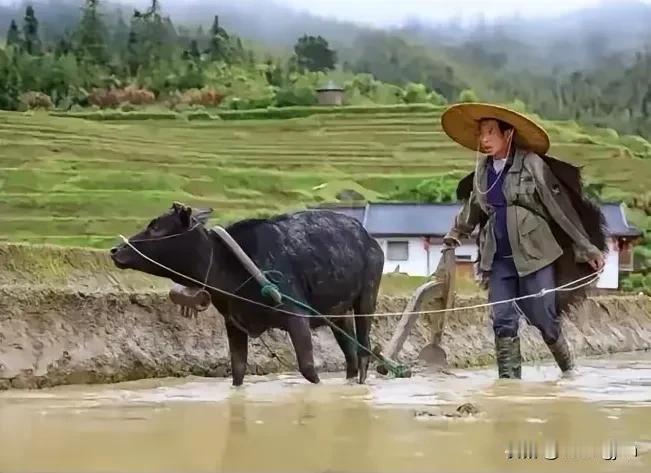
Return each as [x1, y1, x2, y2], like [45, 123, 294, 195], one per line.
[0, 352, 649, 473]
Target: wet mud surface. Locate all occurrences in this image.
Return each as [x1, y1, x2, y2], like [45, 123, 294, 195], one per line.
[0, 351, 650, 473]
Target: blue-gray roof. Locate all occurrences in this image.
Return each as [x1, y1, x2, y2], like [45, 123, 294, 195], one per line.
[315, 80, 344, 91]
[364, 202, 463, 236]
[311, 202, 642, 238]
[599, 203, 643, 238]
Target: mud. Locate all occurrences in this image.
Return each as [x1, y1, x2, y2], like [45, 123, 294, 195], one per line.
[1, 353, 651, 473]
[1, 281, 649, 389]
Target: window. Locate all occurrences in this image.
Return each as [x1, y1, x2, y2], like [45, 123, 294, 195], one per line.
[387, 241, 409, 261]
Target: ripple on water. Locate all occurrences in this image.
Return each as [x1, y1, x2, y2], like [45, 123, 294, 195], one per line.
[0, 353, 650, 473]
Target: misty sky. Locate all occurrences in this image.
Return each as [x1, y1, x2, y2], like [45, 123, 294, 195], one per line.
[2, 0, 650, 27]
[275, 0, 650, 26]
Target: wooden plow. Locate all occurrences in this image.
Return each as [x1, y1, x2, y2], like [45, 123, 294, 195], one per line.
[374, 246, 457, 375]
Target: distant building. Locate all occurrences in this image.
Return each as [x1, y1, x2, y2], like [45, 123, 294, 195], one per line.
[311, 202, 643, 290]
[315, 81, 344, 106]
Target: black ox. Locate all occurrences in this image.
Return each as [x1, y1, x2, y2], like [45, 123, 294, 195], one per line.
[110, 202, 385, 386]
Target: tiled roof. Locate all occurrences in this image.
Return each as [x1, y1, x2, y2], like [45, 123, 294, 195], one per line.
[311, 201, 642, 238]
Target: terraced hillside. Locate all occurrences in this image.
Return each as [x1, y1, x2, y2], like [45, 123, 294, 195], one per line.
[1, 106, 650, 249]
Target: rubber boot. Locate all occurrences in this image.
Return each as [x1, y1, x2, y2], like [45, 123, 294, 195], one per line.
[546, 332, 575, 376]
[495, 336, 522, 379]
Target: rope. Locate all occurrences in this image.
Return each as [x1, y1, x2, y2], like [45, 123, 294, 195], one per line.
[118, 234, 602, 318]
[260, 281, 405, 375]
[118, 235, 602, 377]
[119, 235, 411, 375]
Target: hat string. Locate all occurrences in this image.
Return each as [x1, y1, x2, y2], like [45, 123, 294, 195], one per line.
[473, 127, 514, 196]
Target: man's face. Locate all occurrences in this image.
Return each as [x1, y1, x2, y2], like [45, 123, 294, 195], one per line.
[478, 119, 512, 157]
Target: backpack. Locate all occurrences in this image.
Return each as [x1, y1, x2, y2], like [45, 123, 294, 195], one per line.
[455, 154, 608, 315]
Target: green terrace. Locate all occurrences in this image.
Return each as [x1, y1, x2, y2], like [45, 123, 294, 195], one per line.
[1, 105, 650, 249]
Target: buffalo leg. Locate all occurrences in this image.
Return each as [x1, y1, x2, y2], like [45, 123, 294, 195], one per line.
[225, 319, 248, 387]
[354, 299, 376, 384]
[287, 317, 320, 384]
[330, 317, 359, 380]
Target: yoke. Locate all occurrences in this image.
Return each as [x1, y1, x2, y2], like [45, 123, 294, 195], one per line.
[168, 225, 282, 318]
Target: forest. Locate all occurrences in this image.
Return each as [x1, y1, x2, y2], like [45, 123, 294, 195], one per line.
[1, 0, 650, 139]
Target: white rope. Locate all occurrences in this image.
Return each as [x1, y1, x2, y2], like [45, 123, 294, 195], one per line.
[118, 234, 603, 319]
[473, 129, 514, 196]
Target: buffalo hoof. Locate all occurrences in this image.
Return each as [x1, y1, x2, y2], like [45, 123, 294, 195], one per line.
[376, 364, 389, 376]
[306, 375, 320, 384]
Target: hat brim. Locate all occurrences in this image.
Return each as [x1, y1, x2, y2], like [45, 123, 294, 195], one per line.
[440, 103, 550, 155]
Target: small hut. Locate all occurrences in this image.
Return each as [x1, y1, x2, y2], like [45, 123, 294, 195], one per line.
[316, 81, 344, 106]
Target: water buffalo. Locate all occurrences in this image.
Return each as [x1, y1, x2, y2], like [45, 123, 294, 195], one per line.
[110, 202, 385, 386]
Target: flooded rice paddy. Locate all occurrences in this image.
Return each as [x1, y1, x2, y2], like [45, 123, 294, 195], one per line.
[1, 351, 650, 473]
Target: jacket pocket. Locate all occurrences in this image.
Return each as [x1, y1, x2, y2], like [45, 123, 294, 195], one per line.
[518, 175, 537, 195]
[518, 211, 540, 235]
[518, 211, 544, 259]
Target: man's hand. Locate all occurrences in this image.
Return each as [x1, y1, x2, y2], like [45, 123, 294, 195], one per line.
[588, 254, 605, 272]
[443, 236, 461, 248]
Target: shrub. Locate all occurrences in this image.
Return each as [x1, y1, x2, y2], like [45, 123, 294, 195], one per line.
[19, 91, 54, 111]
[427, 90, 447, 106]
[458, 89, 479, 103]
[87, 86, 156, 109]
[181, 88, 226, 107]
[185, 111, 213, 121]
[88, 88, 122, 109]
[273, 86, 317, 107]
[122, 86, 156, 105]
[402, 83, 429, 104]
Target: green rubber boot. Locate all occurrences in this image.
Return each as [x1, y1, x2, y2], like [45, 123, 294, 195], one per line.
[546, 332, 575, 376]
[495, 336, 522, 379]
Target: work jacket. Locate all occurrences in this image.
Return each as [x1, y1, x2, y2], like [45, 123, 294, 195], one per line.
[444, 146, 602, 277]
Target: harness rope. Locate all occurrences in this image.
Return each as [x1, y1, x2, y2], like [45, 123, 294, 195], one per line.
[118, 232, 603, 378]
[119, 233, 603, 318]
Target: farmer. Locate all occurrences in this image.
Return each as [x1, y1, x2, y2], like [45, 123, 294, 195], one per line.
[440, 103, 605, 379]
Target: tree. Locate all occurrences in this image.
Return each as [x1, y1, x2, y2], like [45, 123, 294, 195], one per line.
[112, 9, 130, 56]
[23, 5, 42, 55]
[208, 15, 230, 62]
[0, 48, 22, 109]
[293, 35, 337, 72]
[54, 32, 74, 58]
[75, 0, 108, 64]
[126, 27, 141, 76]
[6, 20, 21, 48]
[130, 0, 173, 67]
[264, 58, 284, 87]
[183, 39, 201, 62]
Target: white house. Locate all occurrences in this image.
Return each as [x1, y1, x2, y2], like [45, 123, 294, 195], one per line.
[312, 202, 642, 290]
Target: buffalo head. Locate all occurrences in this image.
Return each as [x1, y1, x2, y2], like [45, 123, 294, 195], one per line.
[110, 202, 214, 280]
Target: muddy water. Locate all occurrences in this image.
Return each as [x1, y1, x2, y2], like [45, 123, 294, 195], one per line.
[1, 352, 650, 473]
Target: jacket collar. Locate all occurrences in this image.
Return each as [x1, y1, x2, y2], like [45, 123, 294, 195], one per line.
[487, 145, 525, 172]
[474, 146, 527, 211]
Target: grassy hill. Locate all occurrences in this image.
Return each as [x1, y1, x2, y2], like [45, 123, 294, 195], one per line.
[1, 105, 650, 250]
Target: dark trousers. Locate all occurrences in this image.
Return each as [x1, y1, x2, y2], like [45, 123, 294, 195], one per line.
[488, 257, 560, 345]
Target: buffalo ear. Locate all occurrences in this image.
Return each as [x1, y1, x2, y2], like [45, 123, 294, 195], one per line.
[194, 207, 214, 224]
[179, 205, 192, 227]
[171, 201, 193, 227]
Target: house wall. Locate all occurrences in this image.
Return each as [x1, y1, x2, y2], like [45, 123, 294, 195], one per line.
[317, 91, 343, 106]
[596, 237, 619, 289]
[375, 237, 477, 276]
[376, 236, 621, 288]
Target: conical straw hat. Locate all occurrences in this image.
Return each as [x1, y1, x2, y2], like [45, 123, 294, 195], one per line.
[440, 102, 550, 155]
